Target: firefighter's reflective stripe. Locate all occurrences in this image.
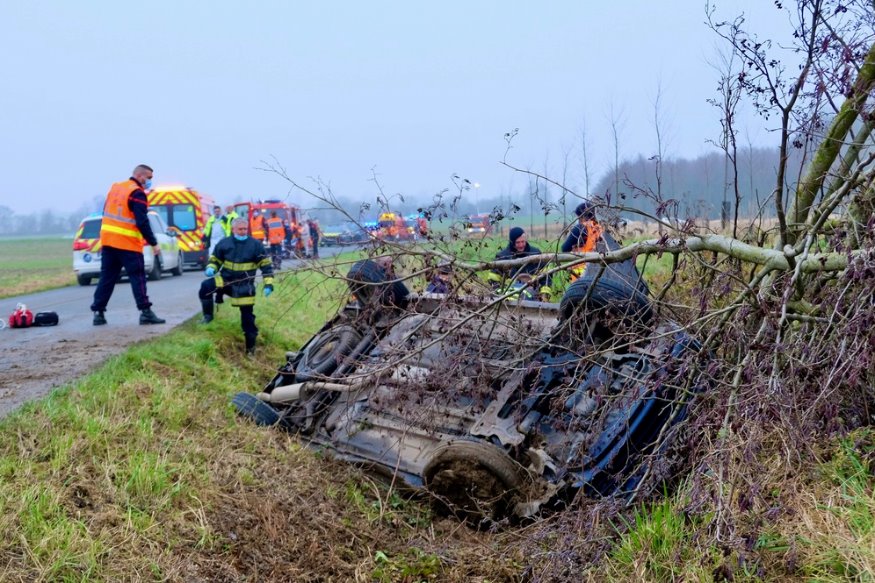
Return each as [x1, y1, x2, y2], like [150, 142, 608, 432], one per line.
[231, 296, 256, 306]
[100, 180, 144, 252]
[223, 261, 259, 271]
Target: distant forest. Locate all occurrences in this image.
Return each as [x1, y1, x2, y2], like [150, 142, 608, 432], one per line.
[0, 146, 796, 236]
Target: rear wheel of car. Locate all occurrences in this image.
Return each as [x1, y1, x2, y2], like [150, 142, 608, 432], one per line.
[423, 441, 524, 523]
[295, 325, 363, 382]
[559, 269, 653, 333]
[77, 274, 91, 286]
[148, 257, 162, 281]
[231, 392, 281, 426]
[171, 252, 183, 276]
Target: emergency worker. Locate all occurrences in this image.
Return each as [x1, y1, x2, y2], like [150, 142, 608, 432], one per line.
[292, 222, 305, 258]
[90, 164, 165, 326]
[266, 211, 285, 269]
[250, 210, 266, 242]
[198, 218, 274, 355]
[202, 205, 225, 254]
[307, 219, 321, 259]
[489, 227, 551, 300]
[561, 201, 603, 279]
[561, 201, 603, 253]
[221, 205, 239, 234]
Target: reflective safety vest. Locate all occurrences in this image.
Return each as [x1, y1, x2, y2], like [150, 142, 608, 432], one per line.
[250, 215, 265, 240]
[100, 179, 144, 252]
[266, 217, 285, 244]
[570, 220, 604, 277]
[574, 220, 603, 254]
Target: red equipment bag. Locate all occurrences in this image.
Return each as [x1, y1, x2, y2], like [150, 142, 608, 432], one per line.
[9, 304, 34, 328]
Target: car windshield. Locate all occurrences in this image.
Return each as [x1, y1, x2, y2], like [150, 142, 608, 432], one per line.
[170, 204, 196, 231]
[80, 219, 101, 239]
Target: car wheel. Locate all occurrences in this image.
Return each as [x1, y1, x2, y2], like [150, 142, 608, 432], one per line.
[231, 392, 281, 426]
[171, 252, 183, 276]
[77, 274, 91, 286]
[148, 256, 162, 281]
[423, 440, 524, 522]
[347, 259, 409, 309]
[559, 269, 652, 328]
[295, 325, 363, 382]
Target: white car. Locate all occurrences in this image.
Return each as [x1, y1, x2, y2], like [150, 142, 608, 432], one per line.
[72, 211, 184, 286]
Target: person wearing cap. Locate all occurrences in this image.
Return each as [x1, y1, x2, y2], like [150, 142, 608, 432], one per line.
[426, 263, 453, 294]
[494, 227, 545, 278]
[561, 201, 603, 253]
[489, 227, 551, 300]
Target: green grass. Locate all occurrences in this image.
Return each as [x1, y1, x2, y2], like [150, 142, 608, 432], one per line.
[0, 237, 75, 297]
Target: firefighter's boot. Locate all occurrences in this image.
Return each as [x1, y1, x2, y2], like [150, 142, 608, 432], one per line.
[139, 308, 166, 325]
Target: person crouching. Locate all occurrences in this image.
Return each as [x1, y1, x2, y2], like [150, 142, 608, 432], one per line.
[198, 218, 274, 355]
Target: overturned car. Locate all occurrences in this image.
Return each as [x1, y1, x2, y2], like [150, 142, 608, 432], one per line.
[233, 242, 706, 521]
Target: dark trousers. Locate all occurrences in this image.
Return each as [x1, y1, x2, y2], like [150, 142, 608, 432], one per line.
[91, 246, 151, 312]
[199, 278, 258, 346]
[310, 236, 319, 258]
[269, 243, 283, 266]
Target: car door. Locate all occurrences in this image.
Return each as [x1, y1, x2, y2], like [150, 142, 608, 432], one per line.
[148, 213, 179, 271]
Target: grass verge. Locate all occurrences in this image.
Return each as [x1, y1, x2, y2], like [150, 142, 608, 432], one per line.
[0, 238, 75, 298]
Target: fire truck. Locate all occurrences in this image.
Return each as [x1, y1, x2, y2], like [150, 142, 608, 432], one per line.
[148, 185, 215, 268]
[376, 212, 415, 241]
[233, 199, 308, 252]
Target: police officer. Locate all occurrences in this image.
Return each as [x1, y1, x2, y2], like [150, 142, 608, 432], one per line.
[198, 218, 274, 354]
[90, 164, 165, 326]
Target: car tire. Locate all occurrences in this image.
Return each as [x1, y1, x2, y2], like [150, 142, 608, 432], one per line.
[559, 269, 652, 326]
[148, 256, 162, 281]
[231, 392, 281, 426]
[347, 259, 409, 308]
[295, 325, 363, 382]
[77, 274, 91, 286]
[171, 252, 183, 276]
[423, 440, 524, 522]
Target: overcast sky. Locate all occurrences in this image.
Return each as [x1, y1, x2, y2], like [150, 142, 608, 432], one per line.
[0, 1, 793, 215]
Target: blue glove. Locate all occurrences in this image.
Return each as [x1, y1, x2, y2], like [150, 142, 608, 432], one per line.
[205, 266, 216, 278]
[263, 285, 273, 298]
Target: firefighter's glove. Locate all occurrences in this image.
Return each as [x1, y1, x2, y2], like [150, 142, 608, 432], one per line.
[263, 285, 273, 298]
[204, 266, 216, 278]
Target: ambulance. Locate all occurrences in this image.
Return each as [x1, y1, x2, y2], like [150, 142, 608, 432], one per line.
[148, 186, 215, 268]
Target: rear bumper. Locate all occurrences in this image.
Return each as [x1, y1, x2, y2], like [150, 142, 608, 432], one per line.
[183, 249, 208, 267]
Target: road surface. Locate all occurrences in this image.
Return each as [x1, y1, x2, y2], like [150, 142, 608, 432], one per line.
[0, 247, 353, 418]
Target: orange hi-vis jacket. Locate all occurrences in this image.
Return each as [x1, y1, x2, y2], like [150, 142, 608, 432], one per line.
[575, 219, 603, 253]
[100, 179, 145, 252]
[250, 215, 265, 240]
[266, 217, 285, 245]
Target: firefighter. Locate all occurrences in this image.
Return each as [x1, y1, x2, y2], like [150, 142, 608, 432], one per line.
[198, 218, 274, 355]
[561, 201, 603, 253]
[561, 201, 603, 280]
[90, 164, 165, 326]
[307, 218, 321, 259]
[292, 222, 305, 258]
[249, 210, 266, 242]
[266, 210, 285, 269]
[202, 205, 225, 255]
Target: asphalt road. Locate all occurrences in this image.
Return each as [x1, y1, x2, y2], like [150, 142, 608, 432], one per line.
[0, 246, 353, 418]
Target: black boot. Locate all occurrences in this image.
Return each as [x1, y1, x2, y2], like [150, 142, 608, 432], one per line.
[199, 313, 214, 324]
[245, 334, 257, 356]
[140, 308, 166, 325]
[93, 311, 107, 326]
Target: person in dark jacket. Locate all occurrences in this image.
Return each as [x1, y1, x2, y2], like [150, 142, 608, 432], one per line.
[91, 164, 165, 326]
[494, 227, 545, 278]
[561, 201, 602, 253]
[198, 218, 274, 355]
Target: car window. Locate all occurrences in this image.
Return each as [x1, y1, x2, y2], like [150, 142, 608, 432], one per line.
[152, 205, 169, 226]
[171, 204, 196, 230]
[149, 214, 164, 235]
[80, 219, 102, 239]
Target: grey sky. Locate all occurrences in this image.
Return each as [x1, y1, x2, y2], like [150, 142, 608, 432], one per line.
[0, 1, 791, 215]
